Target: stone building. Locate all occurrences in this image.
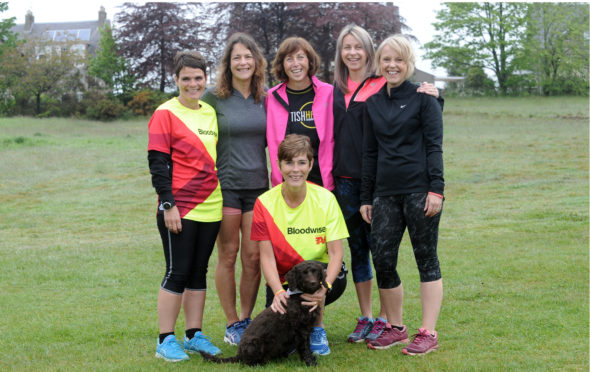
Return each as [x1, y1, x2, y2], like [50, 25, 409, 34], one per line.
[11, 6, 110, 57]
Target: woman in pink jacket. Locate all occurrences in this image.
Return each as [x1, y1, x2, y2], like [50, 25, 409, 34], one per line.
[266, 37, 335, 191]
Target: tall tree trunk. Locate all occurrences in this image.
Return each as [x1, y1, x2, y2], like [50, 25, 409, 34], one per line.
[36, 92, 41, 115]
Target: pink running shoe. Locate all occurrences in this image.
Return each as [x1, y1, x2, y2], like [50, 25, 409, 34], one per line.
[367, 323, 409, 350]
[402, 328, 439, 355]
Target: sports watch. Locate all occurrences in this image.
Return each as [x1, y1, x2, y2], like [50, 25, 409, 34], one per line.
[162, 201, 175, 211]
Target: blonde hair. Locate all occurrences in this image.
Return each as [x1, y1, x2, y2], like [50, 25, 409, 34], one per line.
[334, 24, 375, 93]
[375, 34, 415, 80]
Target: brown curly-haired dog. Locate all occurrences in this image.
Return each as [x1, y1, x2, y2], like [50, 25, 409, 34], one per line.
[200, 260, 327, 366]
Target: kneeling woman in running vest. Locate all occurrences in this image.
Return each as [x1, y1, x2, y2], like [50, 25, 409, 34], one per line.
[251, 134, 349, 356]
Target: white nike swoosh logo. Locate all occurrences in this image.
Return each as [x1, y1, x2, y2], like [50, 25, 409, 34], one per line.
[400, 105, 407, 109]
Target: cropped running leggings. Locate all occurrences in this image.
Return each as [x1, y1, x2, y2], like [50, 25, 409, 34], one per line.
[371, 193, 442, 289]
[334, 177, 373, 283]
[157, 213, 221, 294]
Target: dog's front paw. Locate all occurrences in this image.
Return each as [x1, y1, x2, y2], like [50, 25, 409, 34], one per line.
[304, 354, 317, 366]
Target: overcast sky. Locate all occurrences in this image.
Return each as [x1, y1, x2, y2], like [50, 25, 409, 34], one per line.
[4, 0, 445, 76]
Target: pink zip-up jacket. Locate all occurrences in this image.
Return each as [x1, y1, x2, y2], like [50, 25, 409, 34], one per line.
[266, 76, 335, 190]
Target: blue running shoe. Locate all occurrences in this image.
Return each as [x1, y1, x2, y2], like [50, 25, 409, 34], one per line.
[184, 331, 221, 355]
[155, 335, 189, 362]
[310, 326, 330, 356]
[224, 319, 250, 345]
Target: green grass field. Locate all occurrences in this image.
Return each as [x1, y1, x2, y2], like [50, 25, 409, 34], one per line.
[0, 96, 588, 371]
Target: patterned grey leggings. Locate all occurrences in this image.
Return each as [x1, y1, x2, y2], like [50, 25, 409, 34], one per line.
[371, 193, 442, 289]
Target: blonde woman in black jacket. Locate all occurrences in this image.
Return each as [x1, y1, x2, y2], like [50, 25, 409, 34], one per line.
[332, 24, 442, 345]
[360, 34, 444, 355]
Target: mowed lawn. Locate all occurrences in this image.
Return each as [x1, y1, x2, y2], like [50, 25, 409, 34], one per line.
[0, 96, 587, 371]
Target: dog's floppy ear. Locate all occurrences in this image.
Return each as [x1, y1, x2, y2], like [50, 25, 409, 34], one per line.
[285, 264, 300, 291]
[318, 264, 329, 290]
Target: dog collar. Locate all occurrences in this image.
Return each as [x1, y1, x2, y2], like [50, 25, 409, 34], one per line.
[287, 288, 303, 296]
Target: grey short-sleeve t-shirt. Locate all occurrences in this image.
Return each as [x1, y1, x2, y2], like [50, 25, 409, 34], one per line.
[201, 87, 269, 190]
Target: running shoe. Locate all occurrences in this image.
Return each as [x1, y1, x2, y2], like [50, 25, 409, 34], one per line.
[224, 318, 251, 345]
[365, 317, 387, 342]
[367, 323, 409, 350]
[183, 331, 221, 355]
[310, 326, 330, 355]
[155, 335, 189, 362]
[347, 317, 374, 343]
[402, 328, 439, 355]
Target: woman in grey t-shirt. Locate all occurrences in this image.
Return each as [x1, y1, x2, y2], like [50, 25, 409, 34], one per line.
[200, 33, 268, 346]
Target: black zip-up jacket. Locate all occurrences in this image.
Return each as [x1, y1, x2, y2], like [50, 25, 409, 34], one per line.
[360, 80, 444, 205]
[333, 76, 444, 180]
[332, 81, 366, 179]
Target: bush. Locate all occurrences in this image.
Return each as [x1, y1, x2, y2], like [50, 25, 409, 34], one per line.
[85, 96, 126, 121]
[38, 93, 84, 118]
[464, 66, 496, 96]
[0, 92, 15, 116]
[127, 90, 172, 116]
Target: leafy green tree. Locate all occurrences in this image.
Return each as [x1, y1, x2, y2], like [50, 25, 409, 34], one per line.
[88, 24, 135, 96]
[0, 2, 16, 56]
[2, 35, 84, 115]
[465, 65, 496, 96]
[0, 2, 17, 114]
[424, 2, 528, 94]
[518, 3, 589, 95]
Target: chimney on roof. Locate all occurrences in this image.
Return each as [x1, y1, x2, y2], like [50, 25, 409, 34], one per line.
[98, 6, 106, 26]
[25, 10, 34, 31]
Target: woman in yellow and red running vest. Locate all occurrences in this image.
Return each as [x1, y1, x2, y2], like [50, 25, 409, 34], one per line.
[148, 51, 222, 362]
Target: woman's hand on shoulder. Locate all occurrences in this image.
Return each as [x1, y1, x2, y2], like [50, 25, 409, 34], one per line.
[417, 82, 439, 98]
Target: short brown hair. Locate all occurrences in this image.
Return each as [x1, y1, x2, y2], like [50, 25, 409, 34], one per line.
[173, 51, 207, 77]
[271, 37, 321, 82]
[278, 134, 313, 163]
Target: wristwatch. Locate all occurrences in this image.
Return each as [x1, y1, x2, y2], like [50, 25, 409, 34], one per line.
[162, 201, 175, 210]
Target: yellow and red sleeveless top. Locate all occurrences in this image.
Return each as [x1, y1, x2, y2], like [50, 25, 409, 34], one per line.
[148, 98, 222, 222]
[251, 182, 348, 282]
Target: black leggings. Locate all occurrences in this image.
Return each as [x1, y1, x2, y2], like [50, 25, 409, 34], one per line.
[371, 193, 442, 289]
[157, 213, 221, 294]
